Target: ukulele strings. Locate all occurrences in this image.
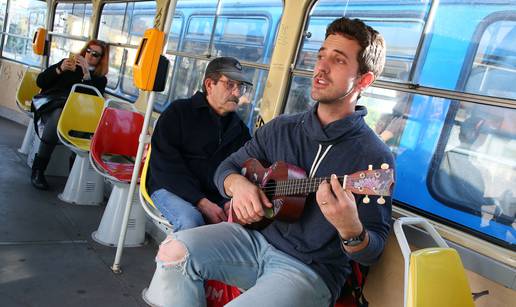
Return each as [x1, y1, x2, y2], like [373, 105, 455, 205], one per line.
[260, 176, 347, 195]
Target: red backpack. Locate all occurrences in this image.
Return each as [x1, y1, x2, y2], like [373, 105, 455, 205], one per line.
[206, 261, 369, 307]
[335, 261, 369, 307]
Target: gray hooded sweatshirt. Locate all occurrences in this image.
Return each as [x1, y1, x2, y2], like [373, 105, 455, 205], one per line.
[215, 104, 395, 303]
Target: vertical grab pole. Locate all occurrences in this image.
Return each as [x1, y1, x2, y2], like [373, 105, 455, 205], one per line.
[41, 1, 52, 70]
[111, 0, 178, 273]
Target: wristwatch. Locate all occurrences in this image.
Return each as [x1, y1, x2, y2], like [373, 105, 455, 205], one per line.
[341, 228, 366, 246]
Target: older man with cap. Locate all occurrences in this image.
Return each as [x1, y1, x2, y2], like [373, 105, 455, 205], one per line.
[148, 56, 252, 231]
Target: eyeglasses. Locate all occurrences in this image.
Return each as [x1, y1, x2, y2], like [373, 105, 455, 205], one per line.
[217, 79, 251, 96]
[86, 48, 102, 58]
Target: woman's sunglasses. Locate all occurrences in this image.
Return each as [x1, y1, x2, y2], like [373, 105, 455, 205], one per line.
[86, 48, 102, 58]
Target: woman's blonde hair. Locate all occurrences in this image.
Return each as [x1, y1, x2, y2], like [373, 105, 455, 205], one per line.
[79, 39, 110, 77]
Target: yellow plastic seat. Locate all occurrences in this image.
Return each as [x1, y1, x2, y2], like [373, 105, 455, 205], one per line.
[16, 68, 41, 155]
[57, 84, 105, 154]
[16, 68, 41, 114]
[57, 84, 105, 206]
[139, 146, 173, 228]
[394, 217, 474, 307]
[408, 247, 474, 307]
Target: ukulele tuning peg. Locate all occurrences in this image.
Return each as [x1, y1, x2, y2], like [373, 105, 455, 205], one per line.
[363, 195, 370, 204]
[377, 196, 385, 205]
[380, 163, 389, 170]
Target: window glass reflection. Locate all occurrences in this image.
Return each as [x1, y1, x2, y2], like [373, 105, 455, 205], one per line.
[465, 19, 516, 100]
[3, 0, 46, 65]
[431, 103, 516, 232]
[297, 0, 429, 82]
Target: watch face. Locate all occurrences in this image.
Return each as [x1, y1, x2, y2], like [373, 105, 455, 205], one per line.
[342, 237, 363, 246]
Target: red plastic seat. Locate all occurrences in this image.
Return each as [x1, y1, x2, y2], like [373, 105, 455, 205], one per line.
[90, 107, 145, 182]
[90, 104, 147, 247]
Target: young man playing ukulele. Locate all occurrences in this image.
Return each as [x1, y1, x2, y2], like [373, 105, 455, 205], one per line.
[147, 17, 395, 307]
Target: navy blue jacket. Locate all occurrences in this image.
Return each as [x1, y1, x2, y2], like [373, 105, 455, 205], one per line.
[149, 91, 251, 206]
[215, 104, 395, 303]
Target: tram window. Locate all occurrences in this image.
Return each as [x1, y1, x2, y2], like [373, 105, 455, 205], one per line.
[98, 3, 127, 42]
[121, 48, 139, 97]
[415, 2, 516, 95]
[181, 16, 214, 54]
[99, 1, 156, 100]
[0, 0, 5, 31]
[296, 0, 429, 82]
[465, 19, 516, 100]
[296, 17, 327, 71]
[165, 16, 183, 53]
[220, 18, 267, 45]
[158, 0, 282, 122]
[0, 0, 6, 55]
[429, 103, 516, 235]
[99, 2, 157, 43]
[128, 14, 154, 46]
[48, 37, 86, 65]
[48, 2, 91, 65]
[53, 2, 92, 37]
[153, 16, 183, 106]
[105, 46, 123, 90]
[284, 76, 314, 114]
[213, 17, 268, 62]
[3, 0, 46, 66]
[167, 55, 208, 103]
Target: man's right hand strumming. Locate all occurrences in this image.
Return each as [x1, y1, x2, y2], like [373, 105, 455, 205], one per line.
[224, 173, 272, 224]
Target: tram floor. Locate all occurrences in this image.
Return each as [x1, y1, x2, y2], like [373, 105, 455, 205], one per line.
[0, 117, 157, 307]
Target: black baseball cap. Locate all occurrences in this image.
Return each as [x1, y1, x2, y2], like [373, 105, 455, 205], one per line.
[205, 57, 253, 86]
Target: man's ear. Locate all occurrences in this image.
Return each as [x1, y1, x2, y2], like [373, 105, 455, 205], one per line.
[204, 78, 213, 94]
[357, 72, 375, 92]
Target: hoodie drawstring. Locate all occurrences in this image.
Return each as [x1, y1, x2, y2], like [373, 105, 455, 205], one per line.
[308, 144, 333, 179]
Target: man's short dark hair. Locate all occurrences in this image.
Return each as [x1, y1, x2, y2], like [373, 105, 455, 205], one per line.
[325, 17, 386, 78]
[202, 71, 222, 92]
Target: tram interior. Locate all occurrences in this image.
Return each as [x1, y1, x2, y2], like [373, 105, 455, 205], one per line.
[0, 0, 515, 306]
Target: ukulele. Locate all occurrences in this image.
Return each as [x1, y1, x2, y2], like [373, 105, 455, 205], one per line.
[230, 158, 394, 228]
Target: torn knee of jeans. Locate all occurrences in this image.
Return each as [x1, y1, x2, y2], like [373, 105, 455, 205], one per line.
[156, 237, 189, 271]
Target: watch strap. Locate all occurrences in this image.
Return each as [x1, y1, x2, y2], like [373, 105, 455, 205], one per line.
[341, 228, 366, 246]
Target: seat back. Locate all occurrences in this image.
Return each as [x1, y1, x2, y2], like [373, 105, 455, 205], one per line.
[16, 68, 41, 113]
[57, 84, 105, 152]
[407, 247, 474, 307]
[90, 106, 144, 182]
[139, 146, 173, 227]
[394, 217, 474, 307]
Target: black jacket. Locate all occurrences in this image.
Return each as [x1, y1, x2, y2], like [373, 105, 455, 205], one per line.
[36, 59, 107, 101]
[149, 91, 251, 206]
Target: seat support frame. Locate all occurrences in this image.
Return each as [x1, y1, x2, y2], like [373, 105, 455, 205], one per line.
[92, 182, 146, 247]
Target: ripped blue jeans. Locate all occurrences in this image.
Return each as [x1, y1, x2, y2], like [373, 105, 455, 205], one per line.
[152, 222, 331, 307]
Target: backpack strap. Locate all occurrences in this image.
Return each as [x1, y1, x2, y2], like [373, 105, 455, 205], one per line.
[349, 261, 369, 307]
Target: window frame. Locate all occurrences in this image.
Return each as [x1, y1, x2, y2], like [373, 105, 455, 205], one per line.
[1, 0, 47, 66]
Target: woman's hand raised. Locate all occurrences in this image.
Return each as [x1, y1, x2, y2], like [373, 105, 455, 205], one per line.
[75, 55, 91, 80]
[59, 58, 76, 73]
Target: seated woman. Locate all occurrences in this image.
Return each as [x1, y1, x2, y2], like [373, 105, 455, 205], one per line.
[31, 39, 110, 190]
